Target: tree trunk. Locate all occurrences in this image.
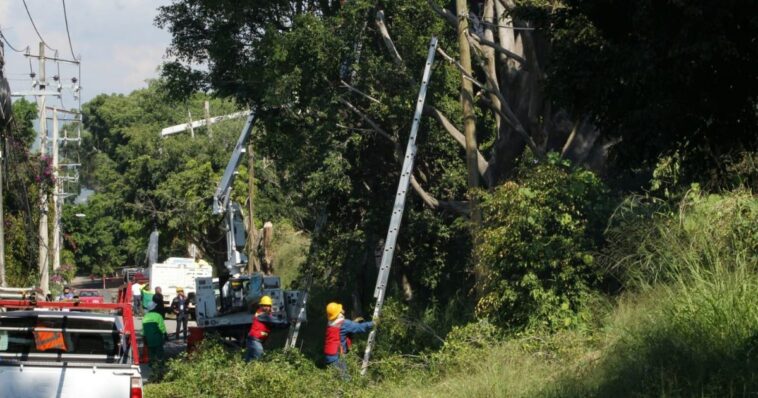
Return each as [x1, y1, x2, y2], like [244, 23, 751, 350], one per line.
[456, 0, 480, 218]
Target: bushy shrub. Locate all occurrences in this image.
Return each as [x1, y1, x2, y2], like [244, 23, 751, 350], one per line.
[144, 339, 362, 398]
[475, 154, 611, 330]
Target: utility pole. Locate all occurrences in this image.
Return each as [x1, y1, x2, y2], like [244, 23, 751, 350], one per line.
[204, 101, 212, 138]
[37, 42, 49, 295]
[52, 108, 61, 271]
[246, 142, 260, 274]
[0, 149, 5, 287]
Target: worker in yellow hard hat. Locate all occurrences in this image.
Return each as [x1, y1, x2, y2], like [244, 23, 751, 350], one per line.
[323, 302, 377, 379]
[245, 295, 289, 362]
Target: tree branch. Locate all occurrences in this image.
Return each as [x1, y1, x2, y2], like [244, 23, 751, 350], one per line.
[468, 28, 526, 64]
[375, 10, 404, 66]
[427, 0, 457, 27]
[340, 80, 381, 104]
[424, 105, 489, 178]
[341, 98, 469, 215]
[437, 46, 543, 158]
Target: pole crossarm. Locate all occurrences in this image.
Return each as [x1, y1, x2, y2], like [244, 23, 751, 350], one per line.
[160, 110, 251, 137]
[360, 36, 438, 376]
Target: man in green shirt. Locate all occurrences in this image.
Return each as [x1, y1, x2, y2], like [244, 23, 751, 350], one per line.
[141, 285, 155, 311]
[142, 301, 167, 377]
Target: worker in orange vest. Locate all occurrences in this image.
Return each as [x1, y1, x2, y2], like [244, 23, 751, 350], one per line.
[323, 302, 376, 379]
[245, 295, 288, 362]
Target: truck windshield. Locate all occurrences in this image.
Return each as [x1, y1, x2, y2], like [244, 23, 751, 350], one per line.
[0, 314, 121, 362]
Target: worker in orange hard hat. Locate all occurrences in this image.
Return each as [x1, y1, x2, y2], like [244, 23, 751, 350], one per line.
[323, 302, 376, 379]
[245, 295, 289, 362]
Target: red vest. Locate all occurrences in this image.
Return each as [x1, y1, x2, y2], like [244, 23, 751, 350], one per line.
[249, 310, 271, 341]
[323, 319, 351, 356]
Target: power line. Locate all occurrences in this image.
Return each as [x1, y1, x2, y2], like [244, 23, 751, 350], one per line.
[0, 29, 27, 53]
[61, 0, 77, 60]
[22, 0, 57, 52]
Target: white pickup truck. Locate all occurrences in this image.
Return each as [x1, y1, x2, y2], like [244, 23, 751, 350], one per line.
[0, 300, 143, 398]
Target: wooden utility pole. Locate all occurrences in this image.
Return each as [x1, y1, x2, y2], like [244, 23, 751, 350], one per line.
[37, 43, 50, 295]
[204, 101, 212, 138]
[456, 0, 480, 219]
[246, 142, 260, 274]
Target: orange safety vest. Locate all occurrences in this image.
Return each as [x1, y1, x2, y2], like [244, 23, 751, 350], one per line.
[33, 325, 67, 352]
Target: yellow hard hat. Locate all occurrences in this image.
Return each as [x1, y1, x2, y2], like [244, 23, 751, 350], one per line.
[326, 302, 343, 321]
[259, 295, 273, 306]
[175, 287, 184, 293]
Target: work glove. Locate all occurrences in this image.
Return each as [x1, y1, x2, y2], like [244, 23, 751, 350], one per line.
[353, 317, 365, 323]
[372, 317, 379, 327]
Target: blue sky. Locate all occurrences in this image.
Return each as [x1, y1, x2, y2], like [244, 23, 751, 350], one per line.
[2, 0, 173, 104]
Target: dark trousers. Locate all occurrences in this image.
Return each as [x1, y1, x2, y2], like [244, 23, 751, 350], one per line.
[175, 313, 188, 340]
[148, 344, 165, 378]
[132, 296, 142, 315]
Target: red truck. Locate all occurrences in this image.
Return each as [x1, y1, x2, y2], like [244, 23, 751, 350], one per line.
[0, 285, 143, 398]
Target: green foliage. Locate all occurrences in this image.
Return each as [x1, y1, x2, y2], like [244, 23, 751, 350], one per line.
[65, 82, 305, 275]
[604, 188, 758, 289]
[271, 221, 310, 288]
[144, 339, 364, 398]
[2, 99, 52, 286]
[475, 154, 611, 329]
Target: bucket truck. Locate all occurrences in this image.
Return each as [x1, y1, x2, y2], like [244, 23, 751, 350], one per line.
[193, 109, 306, 342]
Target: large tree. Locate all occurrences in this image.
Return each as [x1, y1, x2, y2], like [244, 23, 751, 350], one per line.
[155, 0, 757, 320]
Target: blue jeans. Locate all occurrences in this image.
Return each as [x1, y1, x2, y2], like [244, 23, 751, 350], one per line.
[329, 358, 350, 381]
[244, 337, 264, 362]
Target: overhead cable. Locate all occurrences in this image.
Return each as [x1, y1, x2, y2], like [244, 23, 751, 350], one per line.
[61, 0, 77, 60]
[0, 28, 27, 53]
[22, 0, 57, 51]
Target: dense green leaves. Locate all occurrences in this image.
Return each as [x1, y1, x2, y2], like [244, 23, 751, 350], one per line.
[475, 154, 611, 329]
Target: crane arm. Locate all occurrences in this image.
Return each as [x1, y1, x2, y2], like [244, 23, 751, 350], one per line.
[213, 109, 257, 215]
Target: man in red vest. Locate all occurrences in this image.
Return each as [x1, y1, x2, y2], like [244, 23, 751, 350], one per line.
[323, 302, 376, 379]
[245, 295, 288, 362]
